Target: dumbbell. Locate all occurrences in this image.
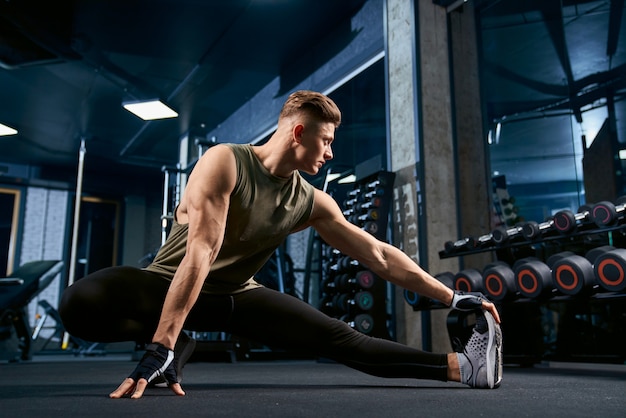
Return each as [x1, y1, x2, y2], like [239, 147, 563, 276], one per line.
[491, 225, 524, 245]
[513, 257, 554, 299]
[443, 237, 477, 254]
[521, 218, 556, 240]
[482, 262, 517, 301]
[331, 256, 362, 272]
[345, 313, 374, 334]
[357, 198, 382, 210]
[454, 268, 484, 293]
[364, 188, 385, 199]
[337, 291, 374, 311]
[589, 196, 626, 227]
[404, 272, 454, 309]
[592, 247, 626, 292]
[365, 178, 386, 190]
[548, 251, 597, 295]
[552, 206, 593, 234]
[320, 293, 344, 315]
[347, 188, 361, 198]
[334, 271, 376, 292]
[362, 221, 379, 235]
[343, 197, 358, 208]
[355, 270, 376, 289]
[357, 209, 379, 222]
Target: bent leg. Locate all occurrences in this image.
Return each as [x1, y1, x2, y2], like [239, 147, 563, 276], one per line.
[228, 287, 448, 381]
[59, 266, 170, 343]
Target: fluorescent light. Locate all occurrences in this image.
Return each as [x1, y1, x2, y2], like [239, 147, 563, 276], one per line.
[338, 174, 356, 184]
[619, 150, 626, 160]
[123, 99, 178, 120]
[0, 123, 18, 136]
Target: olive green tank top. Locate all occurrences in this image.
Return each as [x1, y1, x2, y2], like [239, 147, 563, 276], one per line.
[144, 144, 315, 294]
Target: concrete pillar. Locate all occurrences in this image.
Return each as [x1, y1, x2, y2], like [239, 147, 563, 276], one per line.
[386, 0, 490, 353]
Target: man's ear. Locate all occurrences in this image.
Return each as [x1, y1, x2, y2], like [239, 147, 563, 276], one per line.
[293, 124, 305, 144]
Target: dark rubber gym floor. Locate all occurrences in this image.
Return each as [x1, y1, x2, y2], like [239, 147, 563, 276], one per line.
[1, 354, 625, 418]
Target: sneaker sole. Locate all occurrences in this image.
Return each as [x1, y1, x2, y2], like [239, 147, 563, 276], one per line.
[483, 311, 503, 389]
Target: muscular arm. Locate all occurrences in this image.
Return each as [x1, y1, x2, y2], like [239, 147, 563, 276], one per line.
[152, 145, 236, 349]
[307, 190, 500, 322]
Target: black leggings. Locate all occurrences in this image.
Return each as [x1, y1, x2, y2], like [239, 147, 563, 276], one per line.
[59, 266, 448, 381]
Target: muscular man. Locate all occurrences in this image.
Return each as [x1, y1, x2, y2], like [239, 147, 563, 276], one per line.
[60, 90, 502, 399]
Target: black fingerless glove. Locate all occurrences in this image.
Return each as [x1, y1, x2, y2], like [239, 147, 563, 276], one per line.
[128, 343, 177, 384]
[449, 290, 486, 311]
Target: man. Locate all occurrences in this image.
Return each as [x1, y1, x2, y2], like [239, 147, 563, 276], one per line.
[60, 90, 502, 400]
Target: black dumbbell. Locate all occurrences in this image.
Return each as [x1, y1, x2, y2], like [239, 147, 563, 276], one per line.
[521, 218, 556, 240]
[552, 206, 593, 234]
[444, 237, 477, 254]
[549, 252, 597, 295]
[454, 268, 484, 293]
[334, 272, 375, 292]
[337, 291, 374, 311]
[355, 270, 376, 289]
[346, 313, 374, 334]
[362, 221, 378, 235]
[364, 188, 384, 199]
[592, 248, 626, 292]
[331, 256, 361, 272]
[347, 188, 361, 198]
[365, 179, 385, 190]
[482, 262, 517, 301]
[358, 198, 382, 210]
[357, 209, 379, 222]
[491, 225, 524, 245]
[590, 197, 626, 227]
[513, 257, 554, 299]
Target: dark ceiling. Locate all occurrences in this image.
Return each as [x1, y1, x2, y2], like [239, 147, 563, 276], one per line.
[0, 0, 624, 194]
[0, 0, 366, 182]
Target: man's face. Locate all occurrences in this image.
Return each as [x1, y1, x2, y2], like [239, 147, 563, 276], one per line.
[297, 121, 335, 175]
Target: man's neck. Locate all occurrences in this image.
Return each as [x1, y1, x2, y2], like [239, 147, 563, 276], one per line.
[252, 139, 296, 179]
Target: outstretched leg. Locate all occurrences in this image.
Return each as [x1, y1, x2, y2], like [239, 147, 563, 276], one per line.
[227, 287, 449, 382]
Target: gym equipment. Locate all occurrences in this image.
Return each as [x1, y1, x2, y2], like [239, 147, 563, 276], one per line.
[0, 260, 64, 360]
[552, 207, 593, 234]
[585, 245, 616, 264]
[521, 218, 555, 240]
[593, 248, 626, 292]
[549, 252, 596, 295]
[362, 221, 378, 235]
[513, 257, 553, 299]
[454, 269, 484, 293]
[443, 237, 477, 254]
[590, 197, 626, 227]
[482, 262, 517, 301]
[491, 225, 524, 245]
[345, 313, 374, 334]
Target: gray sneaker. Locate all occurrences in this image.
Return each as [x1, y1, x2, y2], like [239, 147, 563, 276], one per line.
[458, 311, 502, 389]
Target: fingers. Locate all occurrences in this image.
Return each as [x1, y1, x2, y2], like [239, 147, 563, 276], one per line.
[109, 378, 147, 399]
[109, 378, 186, 399]
[130, 378, 149, 399]
[109, 378, 137, 399]
[169, 382, 186, 397]
[482, 300, 501, 324]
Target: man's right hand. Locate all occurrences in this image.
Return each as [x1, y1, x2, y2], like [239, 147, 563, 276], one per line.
[450, 290, 501, 324]
[109, 343, 185, 399]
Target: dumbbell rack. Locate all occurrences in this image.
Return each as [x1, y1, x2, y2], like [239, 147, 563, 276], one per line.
[319, 171, 395, 340]
[413, 200, 626, 365]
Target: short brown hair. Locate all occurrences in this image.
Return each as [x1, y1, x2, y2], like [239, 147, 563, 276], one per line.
[279, 90, 341, 127]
